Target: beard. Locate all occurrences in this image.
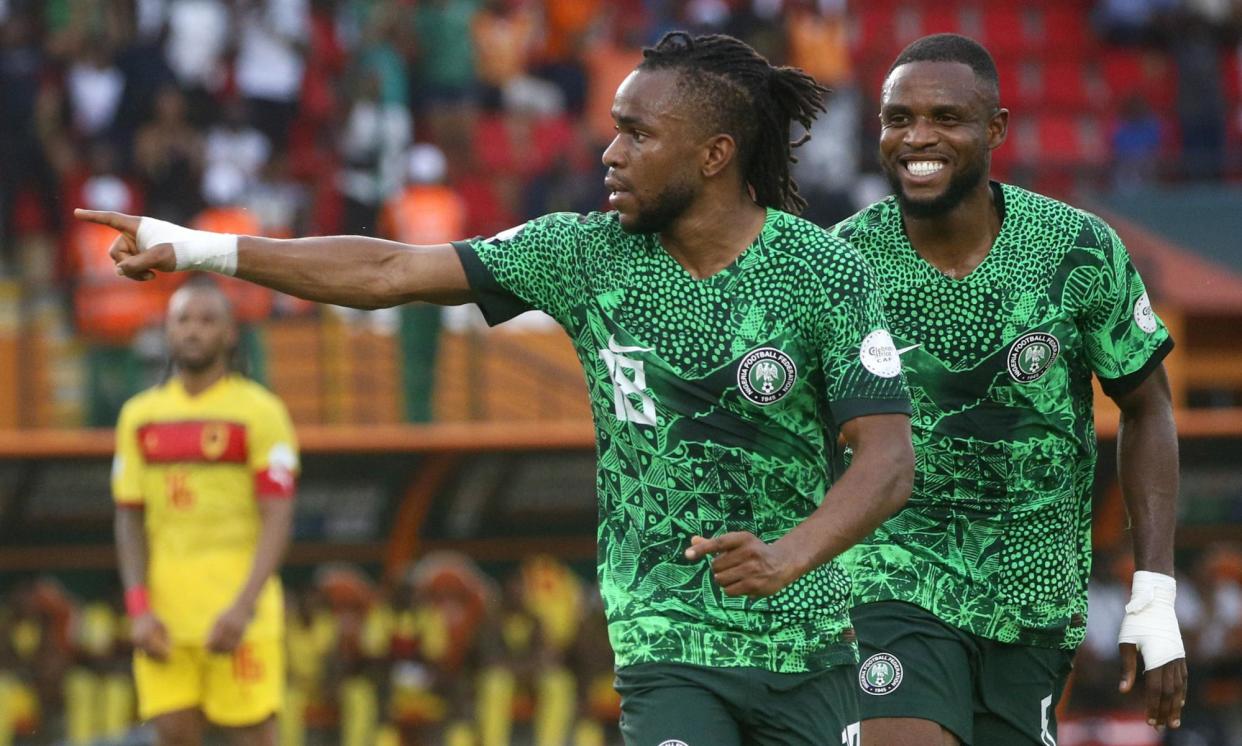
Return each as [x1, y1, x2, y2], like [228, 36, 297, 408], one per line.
[620, 178, 697, 235]
[885, 153, 987, 219]
[171, 345, 224, 373]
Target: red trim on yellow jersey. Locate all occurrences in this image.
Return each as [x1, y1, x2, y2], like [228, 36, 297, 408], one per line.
[138, 421, 247, 464]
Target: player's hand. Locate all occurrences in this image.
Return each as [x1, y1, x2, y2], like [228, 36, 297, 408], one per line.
[1120, 645, 1187, 729]
[73, 209, 176, 281]
[206, 602, 253, 654]
[1118, 570, 1187, 729]
[131, 613, 172, 661]
[684, 532, 799, 598]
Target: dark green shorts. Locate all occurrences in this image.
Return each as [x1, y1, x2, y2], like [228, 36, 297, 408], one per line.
[852, 601, 1074, 746]
[615, 662, 860, 746]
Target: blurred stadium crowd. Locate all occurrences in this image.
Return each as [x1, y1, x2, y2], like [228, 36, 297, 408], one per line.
[2, 0, 1242, 744]
[2, 546, 1241, 745]
[2, 0, 1240, 341]
[2, 541, 1242, 744]
[0, 553, 620, 746]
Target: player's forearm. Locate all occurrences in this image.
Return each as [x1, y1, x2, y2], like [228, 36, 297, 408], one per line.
[80, 209, 478, 306]
[114, 508, 149, 589]
[1116, 371, 1179, 575]
[784, 451, 912, 573]
[776, 418, 914, 575]
[233, 498, 295, 611]
[235, 236, 471, 309]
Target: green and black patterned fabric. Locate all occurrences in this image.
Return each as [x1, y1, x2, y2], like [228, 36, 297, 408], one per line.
[834, 183, 1173, 650]
[455, 208, 911, 672]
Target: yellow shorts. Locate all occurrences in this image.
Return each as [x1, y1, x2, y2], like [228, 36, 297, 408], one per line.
[133, 639, 284, 726]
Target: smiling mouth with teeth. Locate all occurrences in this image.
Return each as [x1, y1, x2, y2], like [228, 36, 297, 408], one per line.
[906, 161, 945, 177]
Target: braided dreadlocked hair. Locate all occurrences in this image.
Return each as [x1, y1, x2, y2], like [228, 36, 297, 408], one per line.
[637, 31, 828, 215]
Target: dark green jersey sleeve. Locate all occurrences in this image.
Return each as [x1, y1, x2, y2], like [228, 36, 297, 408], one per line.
[813, 245, 912, 427]
[1075, 215, 1173, 397]
[452, 213, 587, 327]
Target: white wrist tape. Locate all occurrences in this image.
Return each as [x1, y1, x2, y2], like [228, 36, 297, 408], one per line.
[1118, 570, 1185, 671]
[135, 217, 238, 276]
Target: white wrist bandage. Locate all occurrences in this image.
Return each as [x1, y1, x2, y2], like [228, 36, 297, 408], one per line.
[135, 217, 238, 276]
[1118, 570, 1185, 671]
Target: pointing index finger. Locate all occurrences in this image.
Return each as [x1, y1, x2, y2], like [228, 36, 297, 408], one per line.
[74, 208, 140, 233]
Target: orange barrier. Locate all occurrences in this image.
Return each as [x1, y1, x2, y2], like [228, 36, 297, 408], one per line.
[1094, 407, 1242, 440]
[0, 421, 596, 458]
[1, 411, 1241, 459]
[0, 397, 1238, 482]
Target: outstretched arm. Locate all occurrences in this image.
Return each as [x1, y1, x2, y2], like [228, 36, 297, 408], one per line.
[74, 209, 474, 309]
[1112, 365, 1187, 730]
[685, 413, 914, 597]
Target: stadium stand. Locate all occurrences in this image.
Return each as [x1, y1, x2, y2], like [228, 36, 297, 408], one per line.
[1, 1, 1241, 744]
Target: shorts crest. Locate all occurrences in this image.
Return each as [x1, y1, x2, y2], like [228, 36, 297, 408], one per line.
[859, 652, 904, 695]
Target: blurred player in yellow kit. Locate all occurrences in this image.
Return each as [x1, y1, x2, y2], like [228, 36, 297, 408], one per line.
[112, 279, 299, 745]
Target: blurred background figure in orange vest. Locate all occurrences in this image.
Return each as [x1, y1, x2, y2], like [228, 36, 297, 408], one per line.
[378, 144, 467, 418]
[380, 144, 467, 247]
[192, 163, 274, 325]
[71, 142, 175, 345]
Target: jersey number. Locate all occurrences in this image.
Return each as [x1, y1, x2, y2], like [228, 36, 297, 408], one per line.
[166, 470, 194, 510]
[599, 343, 656, 425]
[233, 643, 264, 683]
[1040, 694, 1056, 746]
[841, 722, 860, 746]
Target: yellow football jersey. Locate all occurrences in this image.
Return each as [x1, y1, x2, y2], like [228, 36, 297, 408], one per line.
[112, 374, 299, 645]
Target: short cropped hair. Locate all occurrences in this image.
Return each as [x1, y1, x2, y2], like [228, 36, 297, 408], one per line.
[889, 33, 999, 94]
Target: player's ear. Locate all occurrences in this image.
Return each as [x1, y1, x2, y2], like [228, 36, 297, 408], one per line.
[701, 132, 737, 179]
[988, 107, 1009, 150]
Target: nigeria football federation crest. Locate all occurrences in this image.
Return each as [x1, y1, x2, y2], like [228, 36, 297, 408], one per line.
[737, 347, 797, 405]
[859, 652, 904, 696]
[1007, 332, 1061, 383]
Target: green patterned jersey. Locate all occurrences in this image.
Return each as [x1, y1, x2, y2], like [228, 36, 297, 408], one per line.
[834, 183, 1173, 649]
[455, 208, 911, 672]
